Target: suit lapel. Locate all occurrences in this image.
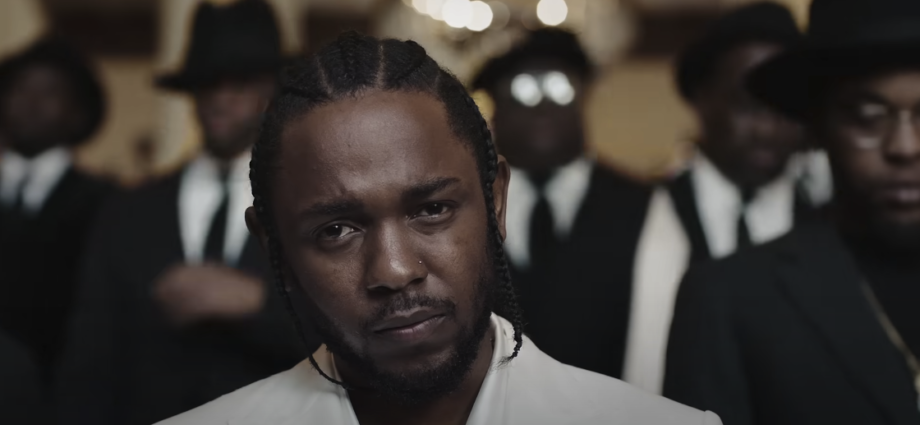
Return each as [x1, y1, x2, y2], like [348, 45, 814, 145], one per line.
[776, 223, 920, 425]
[33, 168, 79, 225]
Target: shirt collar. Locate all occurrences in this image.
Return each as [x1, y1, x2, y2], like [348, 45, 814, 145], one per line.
[508, 155, 594, 230]
[505, 156, 595, 268]
[690, 152, 796, 258]
[178, 150, 253, 264]
[0, 147, 72, 212]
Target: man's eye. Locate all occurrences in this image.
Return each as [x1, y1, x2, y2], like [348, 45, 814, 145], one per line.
[319, 224, 358, 239]
[417, 203, 449, 217]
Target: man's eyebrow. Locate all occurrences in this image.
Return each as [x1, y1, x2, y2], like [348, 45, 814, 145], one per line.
[301, 198, 363, 217]
[403, 177, 461, 202]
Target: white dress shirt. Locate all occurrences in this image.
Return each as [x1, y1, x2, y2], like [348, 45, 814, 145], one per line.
[691, 153, 796, 259]
[178, 152, 253, 265]
[156, 314, 722, 425]
[0, 147, 71, 214]
[504, 157, 593, 269]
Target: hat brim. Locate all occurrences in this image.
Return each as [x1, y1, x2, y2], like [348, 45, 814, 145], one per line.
[749, 41, 920, 121]
[155, 56, 293, 92]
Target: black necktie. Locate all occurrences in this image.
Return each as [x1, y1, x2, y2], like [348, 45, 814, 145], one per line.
[529, 172, 557, 270]
[736, 188, 755, 251]
[203, 170, 230, 263]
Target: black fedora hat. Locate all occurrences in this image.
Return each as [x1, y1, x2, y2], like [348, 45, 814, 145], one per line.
[471, 28, 593, 93]
[0, 37, 106, 146]
[676, 1, 801, 102]
[156, 0, 285, 91]
[749, 0, 920, 121]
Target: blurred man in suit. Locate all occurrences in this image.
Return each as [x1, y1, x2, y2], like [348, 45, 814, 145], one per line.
[665, 0, 920, 424]
[55, 1, 316, 424]
[622, 2, 811, 395]
[0, 38, 112, 384]
[471, 29, 653, 380]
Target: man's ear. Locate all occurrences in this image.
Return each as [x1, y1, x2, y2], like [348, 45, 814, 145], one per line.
[246, 206, 299, 294]
[492, 155, 511, 242]
[245, 206, 269, 253]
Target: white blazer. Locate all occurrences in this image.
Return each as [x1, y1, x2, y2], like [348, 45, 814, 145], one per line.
[158, 315, 721, 425]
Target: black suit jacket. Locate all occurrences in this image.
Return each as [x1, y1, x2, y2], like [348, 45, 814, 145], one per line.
[510, 164, 653, 379]
[664, 222, 920, 425]
[54, 172, 317, 425]
[0, 168, 112, 383]
[0, 330, 43, 425]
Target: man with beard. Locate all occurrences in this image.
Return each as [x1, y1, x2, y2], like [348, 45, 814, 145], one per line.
[157, 33, 721, 425]
[55, 1, 312, 424]
[665, 0, 920, 424]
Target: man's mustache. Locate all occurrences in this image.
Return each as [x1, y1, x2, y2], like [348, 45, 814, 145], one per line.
[363, 294, 456, 331]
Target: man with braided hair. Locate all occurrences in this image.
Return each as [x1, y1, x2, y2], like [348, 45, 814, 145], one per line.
[158, 32, 720, 425]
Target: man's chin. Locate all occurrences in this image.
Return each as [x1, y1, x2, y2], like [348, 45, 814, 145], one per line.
[370, 346, 457, 377]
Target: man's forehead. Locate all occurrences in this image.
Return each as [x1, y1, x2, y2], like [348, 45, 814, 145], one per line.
[289, 91, 448, 143]
[274, 90, 478, 196]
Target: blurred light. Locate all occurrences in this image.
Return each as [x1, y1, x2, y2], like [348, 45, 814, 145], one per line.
[443, 0, 473, 28]
[537, 0, 568, 26]
[511, 74, 542, 107]
[471, 89, 496, 123]
[428, 0, 446, 20]
[543, 71, 575, 105]
[413, 0, 429, 14]
[488, 1, 511, 29]
[467, 1, 494, 31]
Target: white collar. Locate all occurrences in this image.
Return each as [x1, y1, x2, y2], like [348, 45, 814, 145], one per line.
[690, 153, 796, 259]
[178, 151, 253, 265]
[504, 156, 594, 269]
[0, 147, 72, 213]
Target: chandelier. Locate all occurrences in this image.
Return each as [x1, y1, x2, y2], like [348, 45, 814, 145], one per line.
[404, 0, 571, 31]
[383, 0, 635, 84]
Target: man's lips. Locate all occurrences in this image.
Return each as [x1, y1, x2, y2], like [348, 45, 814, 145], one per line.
[877, 183, 920, 206]
[371, 308, 445, 334]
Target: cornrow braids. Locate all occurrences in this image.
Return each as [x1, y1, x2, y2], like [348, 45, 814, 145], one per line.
[250, 31, 525, 385]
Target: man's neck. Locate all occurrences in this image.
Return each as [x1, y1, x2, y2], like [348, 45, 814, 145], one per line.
[346, 328, 495, 425]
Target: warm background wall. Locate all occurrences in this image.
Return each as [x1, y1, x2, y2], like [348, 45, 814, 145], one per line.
[0, 0, 811, 185]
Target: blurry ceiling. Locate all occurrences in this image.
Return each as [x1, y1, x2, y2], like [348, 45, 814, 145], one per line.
[40, 0, 807, 15]
[41, 0, 392, 14]
[34, 0, 808, 58]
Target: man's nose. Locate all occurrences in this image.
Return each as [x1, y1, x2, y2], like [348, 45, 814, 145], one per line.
[363, 221, 427, 293]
